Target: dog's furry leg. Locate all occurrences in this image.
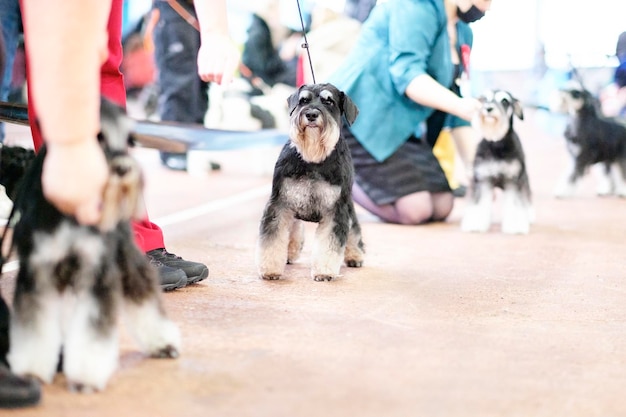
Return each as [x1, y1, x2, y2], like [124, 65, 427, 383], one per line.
[287, 218, 304, 264]
[554, 157, 583, 198]
[117, 226, 180, 358]
[461, 183, 494, 233]
[501, 185, 531, 234]
[610, 162, 626, 197]
[593, 163, 614, 196]
[311, 214, 347, 281]
[344, 206, 365, 267]
[62, 285, 120, 393]
[9, 267, 63, 383]
[257, 203, 292, 280]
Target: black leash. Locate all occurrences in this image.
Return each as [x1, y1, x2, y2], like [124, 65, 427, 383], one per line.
[296, 0, 316, 84]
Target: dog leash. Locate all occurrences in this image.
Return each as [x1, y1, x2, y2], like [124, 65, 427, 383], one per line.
[295, 0, 316, 83]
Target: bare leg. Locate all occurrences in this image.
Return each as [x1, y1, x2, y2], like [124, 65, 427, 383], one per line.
[352, 183, 453, 225]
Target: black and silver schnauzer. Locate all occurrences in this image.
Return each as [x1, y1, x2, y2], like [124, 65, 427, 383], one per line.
[4, 99, 180, 392]
[550, 85, 626, 197]
[461, 89, 533, 234]
[256, 83, 365, 281]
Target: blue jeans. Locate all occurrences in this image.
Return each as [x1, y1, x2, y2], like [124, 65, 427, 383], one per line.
[0, 0, 21, 143]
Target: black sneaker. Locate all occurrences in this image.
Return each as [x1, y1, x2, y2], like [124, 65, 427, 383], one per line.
[0, 364, 41, 409]
[148, 257, 187, 291]
[146, 249, 209, 285]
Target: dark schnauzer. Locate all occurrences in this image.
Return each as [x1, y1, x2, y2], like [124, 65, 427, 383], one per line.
[0, 145, 35, 203]
[461, 89, 533, 234]
[550, 85, 626, 197]
[256, 83, 365, 281]
[5, 99, 180, 392]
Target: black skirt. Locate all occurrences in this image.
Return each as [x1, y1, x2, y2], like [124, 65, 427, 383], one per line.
[344, 126, 451, 205]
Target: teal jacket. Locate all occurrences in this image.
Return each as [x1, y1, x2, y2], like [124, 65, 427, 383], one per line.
[329, 0, 473, 162]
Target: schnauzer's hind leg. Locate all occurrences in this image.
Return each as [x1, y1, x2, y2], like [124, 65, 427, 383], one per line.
[344, 206, 365, 267]
[256, 204, 292, 280]
[287, 218, 305, 264]
[9, 266, 63, 384]
[311, 217, 346, 281]
[593, 163, 614, 196]
[119, 233, 180, 358]
[611, 160, 626, 197]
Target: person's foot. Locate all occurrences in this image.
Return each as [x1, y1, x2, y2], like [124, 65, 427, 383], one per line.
[147, 249, 209, 286]
[0, 364, 41, 409]
[148, 257, 188, 291]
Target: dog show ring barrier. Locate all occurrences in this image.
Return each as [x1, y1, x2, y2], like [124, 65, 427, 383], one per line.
[0, 100, 288, 175]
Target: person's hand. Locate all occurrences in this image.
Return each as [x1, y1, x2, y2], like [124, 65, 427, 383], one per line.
[457, 97, 482, 122]
[42, 139, 108, 226]
[197, 32, 240, 85]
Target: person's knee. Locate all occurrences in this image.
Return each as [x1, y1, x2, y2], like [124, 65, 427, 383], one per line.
[394, 192, 453, 224]
[395, 205, 434, 225]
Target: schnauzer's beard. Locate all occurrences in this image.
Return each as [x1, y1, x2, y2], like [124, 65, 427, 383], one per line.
[288, 110, 340, 164]
[473, 110, 509, 142]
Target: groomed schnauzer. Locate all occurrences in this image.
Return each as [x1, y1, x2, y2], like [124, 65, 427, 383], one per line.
[5, 99, 180, 392]
[461, 89, 533, 234]
[256, 83, 365, 281]
[550, 85, 626, 197]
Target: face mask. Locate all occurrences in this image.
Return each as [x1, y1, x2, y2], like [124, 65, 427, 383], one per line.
[457, 5, 485, 23]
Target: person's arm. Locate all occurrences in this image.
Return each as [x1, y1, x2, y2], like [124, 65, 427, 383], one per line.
[193, 0, 240, 85]
[21, 0, 111, 225]
[405, 73, 480, 122]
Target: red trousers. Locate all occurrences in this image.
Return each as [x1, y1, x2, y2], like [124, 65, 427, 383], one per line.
[22, 0, 165, 252]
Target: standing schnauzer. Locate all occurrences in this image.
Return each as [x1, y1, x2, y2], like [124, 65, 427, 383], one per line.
[256, 83, 365, 281]
[550, 85, 626, 197]
[5, 99, 180, 392]
[461, 89, 533, 234]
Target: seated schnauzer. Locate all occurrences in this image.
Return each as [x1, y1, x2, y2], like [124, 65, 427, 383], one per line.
[461, 89, 533, 234]
[550, 85, 626, 197]
[4, 99, 180, 392]
[256, 83, 365, 281]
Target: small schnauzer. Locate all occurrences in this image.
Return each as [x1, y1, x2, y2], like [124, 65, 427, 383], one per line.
[0, 145, 35, 202]
[550, 85, 626, 197]
[4, 99, 180, 392]
[256, 83, 365, 281]
[461, 89, 533, 234]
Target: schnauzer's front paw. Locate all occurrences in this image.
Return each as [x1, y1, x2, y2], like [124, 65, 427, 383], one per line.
[261, 273, 282, 280]
[313, 274, 335, 282]
[345, 259, 363, 268]
[150, 344, 179, 359]
[461, 206, 491, 233]
[553, 180, 576, 198]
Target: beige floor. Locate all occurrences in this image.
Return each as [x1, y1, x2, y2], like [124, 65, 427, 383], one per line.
[2, 109, 626, 417]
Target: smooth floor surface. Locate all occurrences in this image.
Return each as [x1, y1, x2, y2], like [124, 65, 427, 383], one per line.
[1, 109, 625, 417]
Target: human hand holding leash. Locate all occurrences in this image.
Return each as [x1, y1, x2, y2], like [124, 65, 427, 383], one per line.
[196, 32, 240, 85]
[42, 139, 108, 226]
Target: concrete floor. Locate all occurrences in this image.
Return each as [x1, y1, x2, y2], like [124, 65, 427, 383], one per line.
[2, 108, 626, 417]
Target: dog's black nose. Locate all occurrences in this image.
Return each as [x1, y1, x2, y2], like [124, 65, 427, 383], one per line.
[304, 109, 320, 122]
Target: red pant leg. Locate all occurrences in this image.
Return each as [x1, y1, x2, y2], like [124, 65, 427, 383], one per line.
[22, 0, 165, 252]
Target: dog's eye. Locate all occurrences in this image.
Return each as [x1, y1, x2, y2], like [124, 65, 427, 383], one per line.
[570, 91, 582, 99]
[299, 97, 311, 105]
[321, 98, 335, 106]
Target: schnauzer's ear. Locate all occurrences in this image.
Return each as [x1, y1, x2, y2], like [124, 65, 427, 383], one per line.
[340, 92, 359, 126]
[287, 89, 301, 116]
[512, 98, 524, 121]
